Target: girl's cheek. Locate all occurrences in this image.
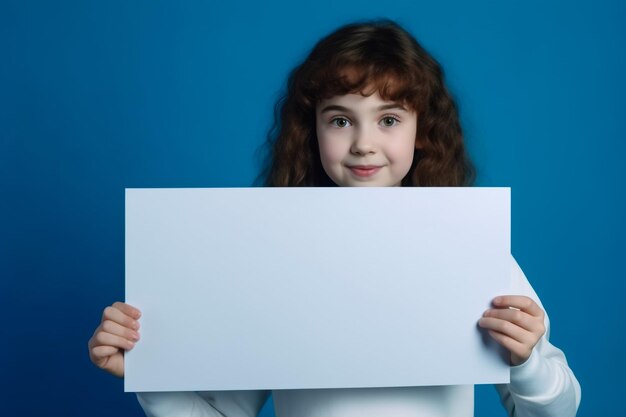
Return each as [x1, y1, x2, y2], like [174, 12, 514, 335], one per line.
[319, 141, 342, 164]
[318, 131, 347, 161]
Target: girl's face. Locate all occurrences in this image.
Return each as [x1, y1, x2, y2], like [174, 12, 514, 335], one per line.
[315, 92, 418, 187]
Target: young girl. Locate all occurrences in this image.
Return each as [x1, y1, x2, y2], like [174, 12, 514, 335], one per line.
[88, 19, 581, 417]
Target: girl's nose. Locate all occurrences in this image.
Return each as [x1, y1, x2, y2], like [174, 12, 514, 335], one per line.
[350, 128, 376, 155]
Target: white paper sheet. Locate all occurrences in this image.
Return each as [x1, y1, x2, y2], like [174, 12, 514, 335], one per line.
[125, 187, 511, 392]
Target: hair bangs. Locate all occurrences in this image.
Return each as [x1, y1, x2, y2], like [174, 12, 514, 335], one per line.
[311, 63, 422, 112]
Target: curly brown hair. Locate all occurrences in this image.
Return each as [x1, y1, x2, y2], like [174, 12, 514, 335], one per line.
[260, 19, 474, 187]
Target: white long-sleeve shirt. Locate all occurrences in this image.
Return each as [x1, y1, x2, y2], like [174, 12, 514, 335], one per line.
[136, 256, 581, 417]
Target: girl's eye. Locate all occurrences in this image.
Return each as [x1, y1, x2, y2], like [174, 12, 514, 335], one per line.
[330, 117, 351, 128]
[380, 116, 400, 127]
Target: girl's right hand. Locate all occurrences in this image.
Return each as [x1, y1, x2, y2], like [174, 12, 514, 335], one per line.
[88, 301, 142, 378]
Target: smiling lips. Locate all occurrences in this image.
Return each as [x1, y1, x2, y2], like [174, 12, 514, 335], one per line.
[348, 165, 382, 177]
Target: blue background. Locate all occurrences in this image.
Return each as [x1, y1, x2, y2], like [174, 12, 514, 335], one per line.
[1, 1, 624, 415]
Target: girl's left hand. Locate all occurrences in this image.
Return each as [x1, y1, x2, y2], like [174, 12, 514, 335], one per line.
[478, 295, 546, 366]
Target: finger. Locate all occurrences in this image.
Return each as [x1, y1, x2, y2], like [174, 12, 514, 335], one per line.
[493, 296, 544, 317]
[482, 308, 545, 334]
[101, 319, 140, 342]
[88, 345, 126, 377]
[90, 345, 121, 361]
[112, 301, 142, 320]
[486, 330, 532, 363]
[102, 305, 140, 330]
[91, 330, 136, 351]
[478, 316, 534, 345]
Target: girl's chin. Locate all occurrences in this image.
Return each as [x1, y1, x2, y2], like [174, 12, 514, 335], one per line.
[333, 178, 401, 187]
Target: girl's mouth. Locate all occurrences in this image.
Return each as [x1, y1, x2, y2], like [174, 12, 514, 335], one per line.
[348, 166, 382, 177]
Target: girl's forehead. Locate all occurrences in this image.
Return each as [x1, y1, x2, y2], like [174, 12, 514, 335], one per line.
[316, 92, 410, 112]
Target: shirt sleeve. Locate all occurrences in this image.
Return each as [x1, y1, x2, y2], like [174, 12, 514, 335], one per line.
[495, 255, 581, 417]
[136, 390, 270, 417]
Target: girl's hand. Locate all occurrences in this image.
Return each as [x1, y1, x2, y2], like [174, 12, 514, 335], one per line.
[88, 302, 142, 378]
[478, 295, 546, 366]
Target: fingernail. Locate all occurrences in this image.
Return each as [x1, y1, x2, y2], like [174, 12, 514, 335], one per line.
[493, 297, 502, 304]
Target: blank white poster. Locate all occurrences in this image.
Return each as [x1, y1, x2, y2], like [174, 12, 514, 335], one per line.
[125, 187, 510, 392]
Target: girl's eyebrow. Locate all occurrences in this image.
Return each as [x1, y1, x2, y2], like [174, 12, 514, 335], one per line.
[319, 105, 351, 114]
[377, 103, 408, 112]
[319, 103, 408, 113]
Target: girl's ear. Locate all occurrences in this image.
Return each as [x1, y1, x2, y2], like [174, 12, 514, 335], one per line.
[414, 113, 423, 149]
[414, 136, 424, 150]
